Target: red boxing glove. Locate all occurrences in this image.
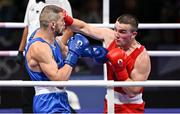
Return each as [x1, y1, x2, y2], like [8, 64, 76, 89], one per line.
[63, 10, 73, 26]
[106, 48, 129, 81]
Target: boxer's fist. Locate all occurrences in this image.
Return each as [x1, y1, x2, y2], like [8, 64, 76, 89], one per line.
[65, 34, 89, 67]
[107, 48, 127, 71]
[82, 45, 108, 64]
[63, 10, 73, 26]
[16, 51, 24, 65]
[107, 48, 129, 81]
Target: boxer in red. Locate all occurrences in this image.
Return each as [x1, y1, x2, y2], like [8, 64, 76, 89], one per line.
[64, 13, 151, 113]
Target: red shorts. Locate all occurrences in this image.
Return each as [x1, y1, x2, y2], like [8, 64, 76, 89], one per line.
[104, 99, 145, 114]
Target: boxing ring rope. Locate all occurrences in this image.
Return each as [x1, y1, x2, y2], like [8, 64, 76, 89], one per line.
[1, 80, 180, 87]
[1, 50, 180, 57]
[1, 22, 180, 29]
[91, 23, 180, 29]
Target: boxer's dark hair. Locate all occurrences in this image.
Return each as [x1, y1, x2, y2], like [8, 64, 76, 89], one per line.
[117, 14, 139, 32]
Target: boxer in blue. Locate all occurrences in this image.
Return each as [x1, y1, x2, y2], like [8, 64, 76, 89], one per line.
[24, 5, 107, 113]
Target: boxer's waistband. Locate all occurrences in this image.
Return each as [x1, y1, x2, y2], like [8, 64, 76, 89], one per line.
[34, 86, 65, 96]
[106, 91, 143, 104]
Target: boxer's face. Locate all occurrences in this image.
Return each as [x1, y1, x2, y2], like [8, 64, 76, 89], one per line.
[114, 21, 137, 48]
[54, 12, 65, 36]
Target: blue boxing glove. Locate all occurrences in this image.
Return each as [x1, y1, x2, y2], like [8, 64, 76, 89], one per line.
[82, 45, 108, 64]
[94, 55, 108, 64]
[65, 34, 89, 67]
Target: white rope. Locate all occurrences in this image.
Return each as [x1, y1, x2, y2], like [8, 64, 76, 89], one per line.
[148, 51, 180, 57]
[0, 22, 25, 28]
[1, 51, 180, 57]
[0, 80, 180, 87]
[91, 23, 180, 29]
[0, 51, 18, 56]
[1, 22, 180, 29]
[138, 23, 180, 29]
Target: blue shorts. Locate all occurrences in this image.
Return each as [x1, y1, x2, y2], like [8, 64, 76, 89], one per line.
[33, 92, 71, 113]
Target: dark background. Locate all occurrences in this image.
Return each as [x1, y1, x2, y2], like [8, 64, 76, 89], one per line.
[0, 0, 180, 113]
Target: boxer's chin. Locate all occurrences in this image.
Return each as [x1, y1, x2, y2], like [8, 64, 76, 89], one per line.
[55, 31, 63, 36]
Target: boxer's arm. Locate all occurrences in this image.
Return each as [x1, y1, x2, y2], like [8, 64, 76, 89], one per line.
[18, 26, 28, 52]
[70, 19, 112, 41]
[123, 51, 151, 97]
[61, 28, 73, 45]
[16, 26, 28, 64]
[31, 42, 73, 81]
[63, 10, 114, 45]
[64, 13, 114, 41]
[56, 37, 68, 58]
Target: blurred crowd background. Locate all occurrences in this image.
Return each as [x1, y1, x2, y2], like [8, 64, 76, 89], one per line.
[0, 0, 180, 112]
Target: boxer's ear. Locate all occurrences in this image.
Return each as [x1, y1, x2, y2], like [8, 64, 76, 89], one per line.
[52, 23, 55, 29]
[132, 31, 137, 37]
[51, 21, 56, 30]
